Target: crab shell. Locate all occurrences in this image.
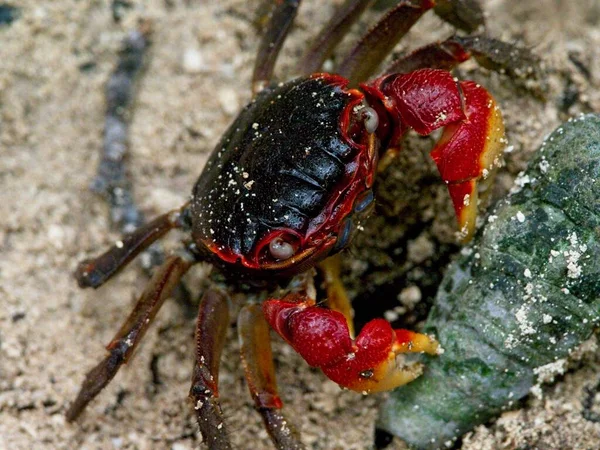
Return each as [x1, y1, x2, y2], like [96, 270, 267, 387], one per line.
[190, 74, 377, 280]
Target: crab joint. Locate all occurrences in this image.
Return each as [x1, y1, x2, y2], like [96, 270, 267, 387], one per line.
[263, 294, 439, 393]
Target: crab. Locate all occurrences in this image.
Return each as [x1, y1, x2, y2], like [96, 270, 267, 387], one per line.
[66, 1, 538, 448]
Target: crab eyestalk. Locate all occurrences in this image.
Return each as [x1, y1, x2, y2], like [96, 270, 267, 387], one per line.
[263, 294, 439, 393]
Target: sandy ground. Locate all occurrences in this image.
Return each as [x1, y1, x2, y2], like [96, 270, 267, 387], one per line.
[1, 1, 600, 449]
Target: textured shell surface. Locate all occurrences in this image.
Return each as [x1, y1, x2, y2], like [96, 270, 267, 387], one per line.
[191, 77, 355, 258]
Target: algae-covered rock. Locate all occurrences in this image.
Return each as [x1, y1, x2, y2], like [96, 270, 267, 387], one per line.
[377, 114, 600, 449]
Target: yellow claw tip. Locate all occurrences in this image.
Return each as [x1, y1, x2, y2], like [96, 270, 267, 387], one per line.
[348, 360, 425, 394]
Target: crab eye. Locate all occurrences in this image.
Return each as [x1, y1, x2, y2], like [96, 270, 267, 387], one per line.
[361, 106, 379, 134]
[269, 237, 296, 260]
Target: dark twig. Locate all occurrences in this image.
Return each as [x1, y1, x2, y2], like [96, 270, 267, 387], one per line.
[91, 21, 153, 235]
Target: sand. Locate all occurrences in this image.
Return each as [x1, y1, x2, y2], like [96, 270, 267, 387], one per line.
[1, 1, 600, 449]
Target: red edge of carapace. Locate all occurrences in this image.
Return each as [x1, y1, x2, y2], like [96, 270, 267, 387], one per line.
[203, 73, 377, 275]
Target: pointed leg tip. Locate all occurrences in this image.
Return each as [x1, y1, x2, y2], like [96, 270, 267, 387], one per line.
[65, 406, 80, 423]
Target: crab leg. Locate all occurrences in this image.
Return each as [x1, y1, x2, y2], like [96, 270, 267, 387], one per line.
[66, 253, 194, 422]
[383, 37, 473, 75]
[188, 289, 232, 450]
[433, 0, 485, 32]
[300, 0, 485, 76]
[449, 35, 543, 87]
[384, 35, 542, 84]
[75, 204, 190, 288]
[238, 304, 305, 450]
[252, 0, 302, 93]
[337, 0, 435, 86]
[367, 68, 505, 241]
[299, 0, 374, 74]
[263, 293, 438, 393]
[318, 255, 355, 337]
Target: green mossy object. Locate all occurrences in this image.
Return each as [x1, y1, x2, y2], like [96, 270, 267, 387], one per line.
[377, 114, 600, 449]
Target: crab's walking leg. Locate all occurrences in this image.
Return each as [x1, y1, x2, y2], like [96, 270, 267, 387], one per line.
[92, 21, 152, 234]
[301, 0, 486, 80]
[318, 255, 355, 337]
[433, 0, 485, 32]
[66, 253, 194, 422]
[383, 37, 473, 75]
[75, 203, 190, 288]
[239, 305, 305, 450]
[384, 35, 542, 87]
[264, 293, 438, 393]
[252, 0, 302, 93]
[188, 289, 232, 450]
[337, 0, 435, 86]
[299, 0, 374, 74]
[368, 68, 505, 241]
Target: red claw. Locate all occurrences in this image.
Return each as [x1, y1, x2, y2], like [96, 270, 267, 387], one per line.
[430, 80, 505, 240]
[370, 69, 506, 241]
[263, 294, 439, 393]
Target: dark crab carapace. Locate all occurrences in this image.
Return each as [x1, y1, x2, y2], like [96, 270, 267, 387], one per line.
[66, 1, 537, 448]
[190, 75, 372, 276]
